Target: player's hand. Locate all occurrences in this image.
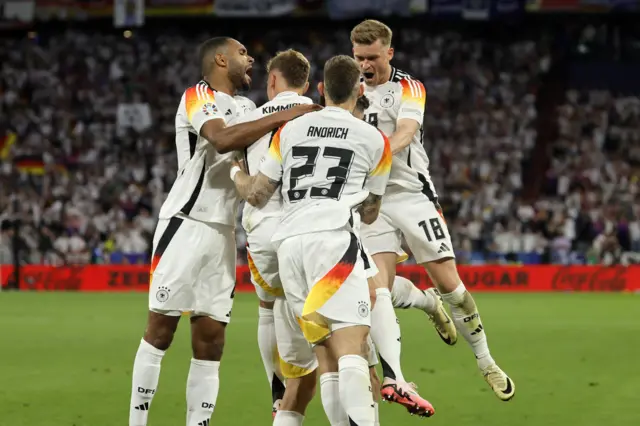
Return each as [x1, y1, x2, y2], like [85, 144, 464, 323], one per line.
[282, 103, 323, 121]
[233, 152, 247, 173]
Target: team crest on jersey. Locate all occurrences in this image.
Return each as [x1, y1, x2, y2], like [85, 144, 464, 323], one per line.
[202, 102, 218, 116]
[357, 300, 370, 318]
[156, 286, 171, 303]
[380, 93, 395, 108]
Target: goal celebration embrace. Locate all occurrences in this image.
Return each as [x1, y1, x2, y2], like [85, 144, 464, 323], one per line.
[129, 18, 514, 426]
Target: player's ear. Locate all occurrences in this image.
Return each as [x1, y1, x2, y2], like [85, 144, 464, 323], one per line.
[318, 82, 325, 98]
[358, 83, 364, 97]
[214, 53, 227, 68]
[387, 47, 394, 61]
[302, 81, 310, 95]
[268, 72, 276, 88]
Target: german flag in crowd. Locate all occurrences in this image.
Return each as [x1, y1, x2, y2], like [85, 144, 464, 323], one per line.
[14, 154, 45, 175]
[0, 132, 16, 159]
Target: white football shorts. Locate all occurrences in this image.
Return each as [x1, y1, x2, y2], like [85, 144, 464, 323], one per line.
[149, 215, 236, 323]
[274, 295, 378, 379]
[361, 188, 455, 264]
[276, 229, 372, 345]
[246, 216, 283, 303]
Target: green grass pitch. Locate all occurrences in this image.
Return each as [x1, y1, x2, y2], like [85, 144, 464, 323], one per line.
[1, 292, 638, 426]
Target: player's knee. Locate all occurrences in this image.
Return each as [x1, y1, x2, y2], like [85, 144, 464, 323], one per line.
[191, 316, 226, 361]
[143, 312, 179, 350]
[423, 257, 459, 292]
[192, 333, 225, 361]
[280, 371, 317, 413]
[368, 284, 377, 309]
[369, 367, 381, 398]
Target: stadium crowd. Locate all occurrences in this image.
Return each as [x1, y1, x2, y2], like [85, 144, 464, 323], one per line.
[0, 25, 638, 266]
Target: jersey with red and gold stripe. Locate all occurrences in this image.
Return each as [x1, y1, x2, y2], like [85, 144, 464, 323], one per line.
[362, 67, 437, 198]
[259, 106, 391, 242]
[158, 80, 255, 226]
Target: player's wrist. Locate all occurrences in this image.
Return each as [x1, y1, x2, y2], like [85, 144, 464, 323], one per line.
[230, 165, 242, 182]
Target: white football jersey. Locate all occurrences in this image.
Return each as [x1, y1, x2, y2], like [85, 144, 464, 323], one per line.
[260, 106, 392, 242]
[236, 91, 313, 233]
[362, 67, 437, 200]
[159, 81, 255, 226]
[233, 95, 257, 119]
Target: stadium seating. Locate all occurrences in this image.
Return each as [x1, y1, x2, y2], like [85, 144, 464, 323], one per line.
[1, 25, 638, 265]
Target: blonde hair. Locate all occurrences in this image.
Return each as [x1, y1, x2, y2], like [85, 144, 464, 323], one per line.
[350, 19, 393, 46]
[266, 49, 310, 88]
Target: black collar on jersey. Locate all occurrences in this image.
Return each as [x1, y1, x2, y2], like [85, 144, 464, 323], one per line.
[390, 66, 398, 82]
[199, 79, 218, 92]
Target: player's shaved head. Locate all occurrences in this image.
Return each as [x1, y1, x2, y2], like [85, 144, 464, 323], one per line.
[323, 55, 361, 104]
[351, 19, 393, 47]
[198, 37, 232, 76]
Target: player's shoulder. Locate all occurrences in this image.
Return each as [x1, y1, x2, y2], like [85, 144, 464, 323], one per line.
[183, 80, 216, 101]
[390, 67, 426, 94]
[390, 67, 423, 85]
[234, 95, 256, 110]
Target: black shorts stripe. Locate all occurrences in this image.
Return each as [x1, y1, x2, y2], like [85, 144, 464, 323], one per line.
[180, 160, 206, 215]
[417, 172, 438, 203]
[360, 244, 371, 271]
[188, 132, 197, 159]
[152, 217, 184, 260]
[342, 232, 359, 266]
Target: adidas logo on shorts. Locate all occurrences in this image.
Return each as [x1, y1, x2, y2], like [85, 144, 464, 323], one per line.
[437, 242, 450, 254]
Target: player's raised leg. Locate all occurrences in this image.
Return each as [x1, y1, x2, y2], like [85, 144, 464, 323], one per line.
[362, 223, 434, 416]
[425, 258, 515, 401]
[391, 190, 514, 401]
[391, 275, 457, 345]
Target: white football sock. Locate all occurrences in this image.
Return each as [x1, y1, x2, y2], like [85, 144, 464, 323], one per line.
[391, 275, 437, 313]
[320, 372, 349, 426]
[338, 355, 376, 426]
[273, 410, 304, 425]
[440, 283, 495, 370]
[258, 307, 283, 401]
[374, 401, 380, 426]
[186, 359, 220, 426]
[370, 287, 405, 382]
[129, 339, 165, 426]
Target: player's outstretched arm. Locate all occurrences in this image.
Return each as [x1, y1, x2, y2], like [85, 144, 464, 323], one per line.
[231, 162, 279, 208]
[357, 193, 382, 225]
[200, 104, 321, 154]
[389, 118, 420, 154]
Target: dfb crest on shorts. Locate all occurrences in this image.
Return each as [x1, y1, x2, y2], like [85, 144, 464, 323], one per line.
[156, 286, 171, 303]
[202, 102, 218, 116]
[380, 93, 395, 108]
[357, 300, 370, 318]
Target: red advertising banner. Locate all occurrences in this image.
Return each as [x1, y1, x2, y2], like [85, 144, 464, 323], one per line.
[1, 264, 639, 292]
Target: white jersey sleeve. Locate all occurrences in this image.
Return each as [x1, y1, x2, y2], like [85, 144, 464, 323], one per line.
[183, 84, 226, 134]
[397, 76, 426, 126]
[259, 124, 286, 182]
[365, 130, 392, 196]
